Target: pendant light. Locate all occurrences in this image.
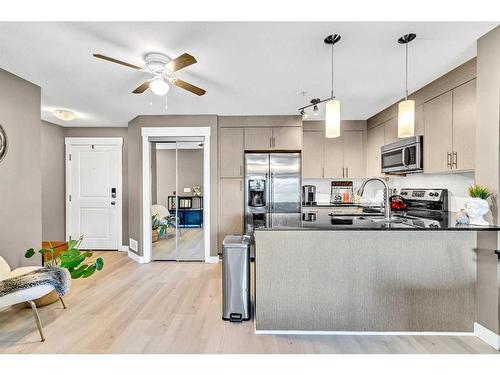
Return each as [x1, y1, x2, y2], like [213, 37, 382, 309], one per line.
[397, 33, 416, 138]
[324, 34, 341, 138]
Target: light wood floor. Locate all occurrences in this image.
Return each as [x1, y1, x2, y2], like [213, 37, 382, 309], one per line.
[0, 251, 498, 354]
[152, 228, 204, 260]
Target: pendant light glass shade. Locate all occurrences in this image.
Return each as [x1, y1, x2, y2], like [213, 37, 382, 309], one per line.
[398, 99, 415, 138]
[325, 99, 341, 138]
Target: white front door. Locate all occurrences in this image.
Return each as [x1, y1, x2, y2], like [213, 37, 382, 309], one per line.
[66, 138, 122, 249]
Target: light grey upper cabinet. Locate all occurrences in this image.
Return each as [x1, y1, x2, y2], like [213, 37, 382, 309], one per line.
[424, 91, 454, 173]
[366, 124, 385, 177]
[218, 178, 244, 249]
[219, 127, 244, 178]
[303, 129, 365, 179]
[343, 130, 364, 178]
[452, 79, 476, 171]
[384, 116, 399, 145]
[303, 131, 325, 178]
[244, 127, 273, 150]
[415, 104, 424, 136]
[272, 127, 303, 150]
[244, 126, 302, 151]
[323, 136, 343, 178]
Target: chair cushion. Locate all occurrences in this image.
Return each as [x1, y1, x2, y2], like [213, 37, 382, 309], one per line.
[0, 284, 54, 308]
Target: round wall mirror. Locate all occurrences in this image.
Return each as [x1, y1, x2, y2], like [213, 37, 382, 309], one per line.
[0, 125, 7, 162]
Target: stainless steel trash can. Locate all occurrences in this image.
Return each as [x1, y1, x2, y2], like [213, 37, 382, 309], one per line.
[222, 235, 251, 322]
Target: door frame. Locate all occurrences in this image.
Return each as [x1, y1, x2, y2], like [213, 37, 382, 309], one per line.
[65, 137, 123, 250]
[141, 127, 212, 263]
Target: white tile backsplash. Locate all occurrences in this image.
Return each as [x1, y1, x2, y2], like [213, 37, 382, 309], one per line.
[304, 171, 474, 212]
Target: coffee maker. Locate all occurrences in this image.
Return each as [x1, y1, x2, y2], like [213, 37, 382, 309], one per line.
[302, 185, 317, 205]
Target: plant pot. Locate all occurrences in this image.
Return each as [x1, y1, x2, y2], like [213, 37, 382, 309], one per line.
[464, 197, 490, 226]
[152, 229, 159, 243]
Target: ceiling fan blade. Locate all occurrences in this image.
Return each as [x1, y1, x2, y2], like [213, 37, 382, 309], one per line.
[132, 81, 150, 94]
[166, 53, 197, 72]
[93, 54, 143, 70]
[174, 79, 206, 96]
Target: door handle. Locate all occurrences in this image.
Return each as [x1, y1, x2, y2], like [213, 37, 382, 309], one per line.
[111, 201, 116, 206]
[401, 147, 409, 167]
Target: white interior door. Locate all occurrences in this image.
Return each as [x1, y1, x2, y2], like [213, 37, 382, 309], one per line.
[66, 138, 122, 249]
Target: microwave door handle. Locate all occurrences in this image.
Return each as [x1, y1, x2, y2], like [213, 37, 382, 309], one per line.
[401, 147, 409, 167]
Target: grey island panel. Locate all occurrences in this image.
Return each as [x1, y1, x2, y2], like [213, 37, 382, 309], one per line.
[255, 230, 476, 332]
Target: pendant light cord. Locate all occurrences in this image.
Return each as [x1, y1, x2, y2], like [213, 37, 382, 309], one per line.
[405, 42, 409, 100]
[331, 43, 334, 99]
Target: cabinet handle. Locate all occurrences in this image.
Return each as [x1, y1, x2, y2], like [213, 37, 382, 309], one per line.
[240, 180, 243, 191]
[447, 152, 452, 169]
[322, 167, 324, 178]
[342, 167, 344, 178]
[453, 152, 458, 169]
[239, 165, 243, 176]
[269, 137, 272, 148]
[346, 167, 349, 178]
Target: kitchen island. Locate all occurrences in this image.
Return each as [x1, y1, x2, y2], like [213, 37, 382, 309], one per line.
[254, 217, 500, 334]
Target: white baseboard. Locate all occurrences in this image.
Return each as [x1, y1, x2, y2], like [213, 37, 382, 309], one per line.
[128, 250, 148, 264]
[474, 322, 500, 350]
[120, 245, 129, 252]
[206, 256, 220, 264]
[255, 330, 474, 336]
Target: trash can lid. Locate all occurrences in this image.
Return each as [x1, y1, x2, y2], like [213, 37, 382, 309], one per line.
[222, 235, 251, 247]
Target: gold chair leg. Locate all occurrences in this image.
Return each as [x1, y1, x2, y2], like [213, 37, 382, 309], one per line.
[59, 297, 66, 309]
[27, 301, 45, 342]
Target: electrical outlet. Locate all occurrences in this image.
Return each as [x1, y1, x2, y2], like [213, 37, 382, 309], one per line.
[184, 187, 191, 193]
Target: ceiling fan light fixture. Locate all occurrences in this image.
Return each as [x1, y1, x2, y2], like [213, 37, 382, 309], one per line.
[149, 77, 170, 96]
[54, 109, 76, 121]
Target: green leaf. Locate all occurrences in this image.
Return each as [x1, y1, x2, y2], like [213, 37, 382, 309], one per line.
[69, 265, 88, 279]
[95, 257, 104, 271]
[82, 264, 96, 278]
[25, 248, 35, 258]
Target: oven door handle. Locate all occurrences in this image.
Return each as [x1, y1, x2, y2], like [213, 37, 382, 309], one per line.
[401, 147, 409, 167]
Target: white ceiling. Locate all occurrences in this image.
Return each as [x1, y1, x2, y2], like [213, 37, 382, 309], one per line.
[0, 22, 497, 127]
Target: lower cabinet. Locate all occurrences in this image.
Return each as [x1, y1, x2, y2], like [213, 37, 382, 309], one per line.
[218, 178, 244, 250]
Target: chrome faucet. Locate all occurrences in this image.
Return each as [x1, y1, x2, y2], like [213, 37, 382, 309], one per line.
[357, 177, 392, 221]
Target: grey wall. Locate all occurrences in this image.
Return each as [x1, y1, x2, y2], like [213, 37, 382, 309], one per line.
[41, 121, 65, 240]
[0, 68, 42, 268]
[155, 148, 203, 206]
[475, 25, 500, 336]
[127, 115, 218, 256]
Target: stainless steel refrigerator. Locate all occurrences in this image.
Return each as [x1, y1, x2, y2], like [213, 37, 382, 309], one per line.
[244, 153, 301, 239]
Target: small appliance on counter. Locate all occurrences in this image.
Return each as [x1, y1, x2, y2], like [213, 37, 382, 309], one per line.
[330, 181, 354, 204]
[302, 185, 317, 205]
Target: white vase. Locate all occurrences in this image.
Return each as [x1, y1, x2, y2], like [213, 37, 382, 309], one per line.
[464, 197, 490, 226]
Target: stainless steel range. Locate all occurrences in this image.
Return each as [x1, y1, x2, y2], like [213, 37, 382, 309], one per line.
[397, 188, 448, 228]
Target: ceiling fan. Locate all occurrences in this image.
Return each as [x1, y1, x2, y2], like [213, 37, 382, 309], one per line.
[93, 52, 206, 96]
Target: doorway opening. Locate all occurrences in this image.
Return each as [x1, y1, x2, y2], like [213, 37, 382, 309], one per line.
[141, 127, 211, 263]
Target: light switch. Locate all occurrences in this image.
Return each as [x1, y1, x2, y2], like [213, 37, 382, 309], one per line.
[184, 187, 191, 193]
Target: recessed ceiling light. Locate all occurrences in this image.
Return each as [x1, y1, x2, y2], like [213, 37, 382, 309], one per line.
[54, 109, 76, 121]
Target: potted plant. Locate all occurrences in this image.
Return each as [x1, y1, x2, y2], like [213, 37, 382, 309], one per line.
[465, 185, 493, 226]
[24, 236, 104, 306]
[152, 214, 172, 242]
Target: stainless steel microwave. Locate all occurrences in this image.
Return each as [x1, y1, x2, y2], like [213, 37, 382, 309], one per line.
[381, 136, 423, 174]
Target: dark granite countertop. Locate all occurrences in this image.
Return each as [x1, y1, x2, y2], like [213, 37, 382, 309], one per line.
[255, 212, 500, 231]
